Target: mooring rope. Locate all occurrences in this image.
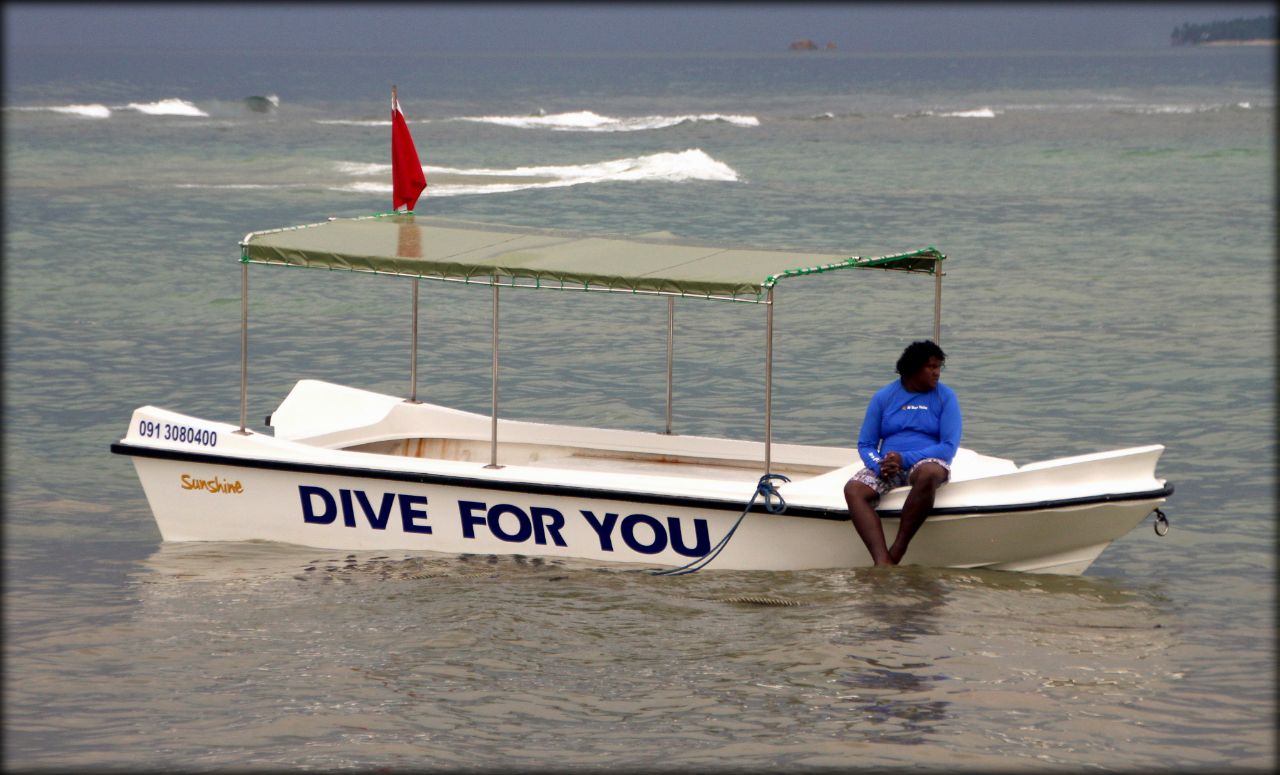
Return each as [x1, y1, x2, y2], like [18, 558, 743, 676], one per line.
[651, 472, 791, 577]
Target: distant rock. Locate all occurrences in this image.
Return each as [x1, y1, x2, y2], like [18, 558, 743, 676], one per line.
[1171, 14, 1276, 45]
[243, 95, 280, 113]
[788, 39, 836, 51]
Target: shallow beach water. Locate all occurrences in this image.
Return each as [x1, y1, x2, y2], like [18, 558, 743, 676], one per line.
[4, 47, 1275, 770]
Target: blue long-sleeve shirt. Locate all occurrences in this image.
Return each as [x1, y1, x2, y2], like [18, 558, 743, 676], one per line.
[857, 380, 962, 475]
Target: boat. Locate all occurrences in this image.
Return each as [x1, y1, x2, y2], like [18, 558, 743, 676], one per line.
[111, 213, 1173, 575]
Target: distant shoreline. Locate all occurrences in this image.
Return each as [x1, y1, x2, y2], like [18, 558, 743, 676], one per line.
[1199, 38, 1277, 46]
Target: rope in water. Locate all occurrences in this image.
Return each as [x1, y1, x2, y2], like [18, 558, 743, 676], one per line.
[651, 473, 791, 576]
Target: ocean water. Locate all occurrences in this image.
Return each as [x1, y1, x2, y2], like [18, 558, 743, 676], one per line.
[3, 47, 1275, 770]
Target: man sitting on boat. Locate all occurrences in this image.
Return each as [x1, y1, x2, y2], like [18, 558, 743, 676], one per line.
[843, 340, 961, 566]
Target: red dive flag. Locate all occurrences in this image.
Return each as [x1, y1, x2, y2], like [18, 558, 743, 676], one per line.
[391, 88, 426, 212]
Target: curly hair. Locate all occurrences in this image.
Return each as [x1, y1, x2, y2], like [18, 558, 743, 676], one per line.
[895, 340, 946, 377]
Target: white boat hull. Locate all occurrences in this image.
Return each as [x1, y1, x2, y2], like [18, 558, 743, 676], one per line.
[112, 381, 1171, 575]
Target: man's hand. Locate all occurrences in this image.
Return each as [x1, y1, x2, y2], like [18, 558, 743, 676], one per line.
[879, 451, 903, 479]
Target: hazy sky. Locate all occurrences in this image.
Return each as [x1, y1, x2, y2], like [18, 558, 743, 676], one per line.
[5, 3, 1275, 53]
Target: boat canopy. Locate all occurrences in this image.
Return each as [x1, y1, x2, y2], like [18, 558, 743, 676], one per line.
[241, 213, 944, 303]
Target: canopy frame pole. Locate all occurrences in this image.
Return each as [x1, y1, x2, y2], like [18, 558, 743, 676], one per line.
[236, 262, 250, 435]
[406, 278, 421, 403]
[933, 259, 942, 344]
[665, 296, 675, 435]
[485, 282, 502, 469]
[764, 286, 774, 474]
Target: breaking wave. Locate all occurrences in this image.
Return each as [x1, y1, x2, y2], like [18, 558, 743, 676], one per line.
[123, 98, 209, 117]
[173, 183, 315, 190]
[315, 118, 436, 127]
[939, 107, 999, 118]
[334, 161, 392, 176]
[897, 107, 1000, 119]
[331, 149, 739, 197]
[317, 119, 391, 127]
[9, 98, 210, 118]
[1110, 101, 1259, 115]
[12, 97, 1264, 126]
[887, 100, 1265, 118]
[6, 97, 282, 119]
[451, 110, 759, 132]
[798, 111, 865, 121]
[9, 103, 114, 119]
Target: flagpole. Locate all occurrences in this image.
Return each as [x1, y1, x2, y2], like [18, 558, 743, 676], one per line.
[486, 282, 502, 469]
[236, 261, 250, 435]
[393, 84, 427, 405]
[408, 277, 421, 403]
[665, 296, 674, 435]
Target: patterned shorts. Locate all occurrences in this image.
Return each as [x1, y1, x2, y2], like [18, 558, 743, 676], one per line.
[849, 458, 951, 498]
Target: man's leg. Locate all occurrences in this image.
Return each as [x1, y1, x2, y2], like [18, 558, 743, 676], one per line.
[887, 462, 949, 565]
[843, 479, 893, 566]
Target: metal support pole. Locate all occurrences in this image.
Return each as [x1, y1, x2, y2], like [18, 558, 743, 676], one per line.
[485, 282, 502, 469]
[236, 262, 250, 435]
[407, 278, 421, 403]
[764, 286, 774, 474]
[933, 259, 942, 344]
[665, 296, 674, 435]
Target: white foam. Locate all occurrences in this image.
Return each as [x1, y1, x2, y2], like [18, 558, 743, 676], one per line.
[1113, 102, 1266, 115]
[174, 183, 313, 189]
[433, 150, 736, 182]
[923, 100, 1266, 116]
[938, 107, 999, 118]
[895, 107, 1001, 119]
[51, 104, 113, 119]
[10, 104, 113, 118]
[316, 119, 392, 126]
[124, 98, 208, 117]
[317, 117, 433, 126]
[331, 149, 739, 197]
[453, 110, 759, 132]
[1139, 104, 1199, 114]
[335, 161, 391, 176]
[333, 182, 393, 194]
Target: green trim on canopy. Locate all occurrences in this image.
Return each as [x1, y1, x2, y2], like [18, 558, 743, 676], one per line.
[240, 213, 944, 302]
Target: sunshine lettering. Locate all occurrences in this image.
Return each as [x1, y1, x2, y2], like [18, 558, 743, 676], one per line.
[180, 474, 244, 494]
